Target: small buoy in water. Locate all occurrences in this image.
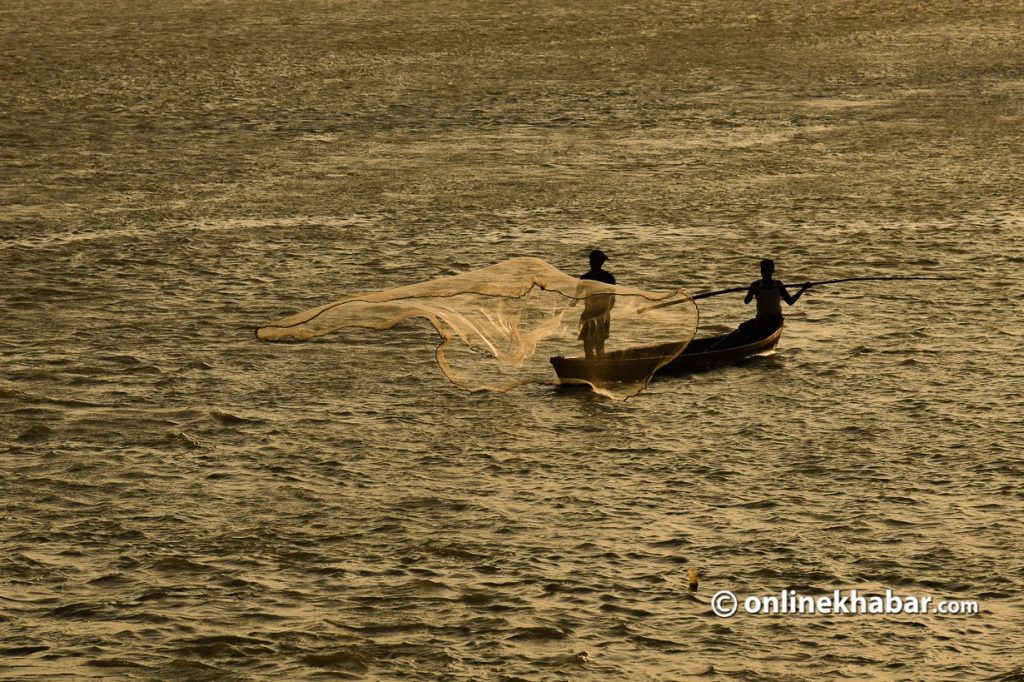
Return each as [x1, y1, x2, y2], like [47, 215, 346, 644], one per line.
[556, 651, 591, 669]
[688, 566, 699, 592]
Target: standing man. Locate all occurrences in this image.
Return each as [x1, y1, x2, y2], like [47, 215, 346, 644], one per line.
[576, 249, 616, 361]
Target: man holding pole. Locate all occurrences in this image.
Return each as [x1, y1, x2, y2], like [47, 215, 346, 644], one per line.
[743, 258, 810, 335]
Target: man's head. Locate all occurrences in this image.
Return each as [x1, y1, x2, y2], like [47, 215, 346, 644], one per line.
[760, 258, 775, 278]
[589, 249, 608, 270]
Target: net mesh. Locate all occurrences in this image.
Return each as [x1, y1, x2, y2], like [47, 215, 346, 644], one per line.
[256, 257, 699, 399]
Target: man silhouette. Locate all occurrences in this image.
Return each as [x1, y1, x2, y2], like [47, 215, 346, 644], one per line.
[576, 249, 616, 361]
[743, 258, 809, 332]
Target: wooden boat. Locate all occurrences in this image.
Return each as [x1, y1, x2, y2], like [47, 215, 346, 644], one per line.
[548, 343, 684, 387]
[659, 319, 783, 374]
[550, 320, 783, 387]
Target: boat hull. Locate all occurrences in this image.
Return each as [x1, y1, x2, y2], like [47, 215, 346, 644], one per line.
[659, 320, 782, 374]
[548, 348, 681, 386]
[549, 321, 783, 386]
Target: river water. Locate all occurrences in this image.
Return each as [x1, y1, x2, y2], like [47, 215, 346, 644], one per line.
[2, 1, 1023, 679]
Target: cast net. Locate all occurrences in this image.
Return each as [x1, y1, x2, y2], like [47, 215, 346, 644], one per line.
[256, 257, 699, 400]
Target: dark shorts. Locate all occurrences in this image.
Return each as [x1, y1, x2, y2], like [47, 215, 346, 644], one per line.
[578, 313, 611, 342]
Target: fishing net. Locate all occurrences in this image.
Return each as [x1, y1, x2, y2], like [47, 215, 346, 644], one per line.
[256, 257, 699, 400]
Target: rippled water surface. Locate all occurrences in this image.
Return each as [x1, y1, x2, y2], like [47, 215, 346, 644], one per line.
[3, 1, 1023, 679]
